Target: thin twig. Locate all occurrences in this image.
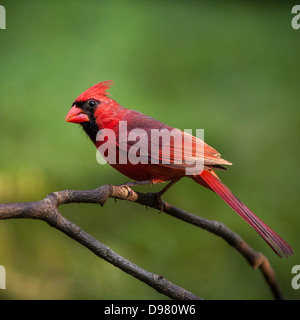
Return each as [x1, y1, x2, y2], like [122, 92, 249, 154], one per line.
[0, 184, 284, 299]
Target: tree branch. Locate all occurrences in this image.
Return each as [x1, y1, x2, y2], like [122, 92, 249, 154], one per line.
[0, 184, 284, 299]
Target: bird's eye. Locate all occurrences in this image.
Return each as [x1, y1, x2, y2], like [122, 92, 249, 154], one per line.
[88, 100, 97, 108]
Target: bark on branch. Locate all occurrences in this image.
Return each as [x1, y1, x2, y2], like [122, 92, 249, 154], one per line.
[0, 184, 284, 300]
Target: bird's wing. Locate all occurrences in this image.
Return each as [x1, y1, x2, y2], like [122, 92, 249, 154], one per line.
[114, 112, 232, 171]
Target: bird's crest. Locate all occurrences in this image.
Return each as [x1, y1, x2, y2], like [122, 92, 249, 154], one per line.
[75, 80, 113, 102]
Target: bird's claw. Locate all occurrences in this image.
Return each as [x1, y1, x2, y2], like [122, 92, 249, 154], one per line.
[122, 185, 135, 199]
[117, 183, 135, 199]
[147, 192, 165, 213]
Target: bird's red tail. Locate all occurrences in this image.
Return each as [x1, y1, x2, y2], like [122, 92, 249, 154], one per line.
[194, 170, 293, 258]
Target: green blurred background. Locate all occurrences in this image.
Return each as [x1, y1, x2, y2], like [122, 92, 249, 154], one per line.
[0, 0, 299, 300]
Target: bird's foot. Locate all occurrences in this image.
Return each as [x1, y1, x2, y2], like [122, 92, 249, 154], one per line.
[117, 184, 135, 199]
[117, 180, 153, 188]
[117, 180, 154, 199]
[146, 191, 165, 213]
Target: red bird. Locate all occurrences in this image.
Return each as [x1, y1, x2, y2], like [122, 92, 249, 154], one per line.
[65, 81, 293, 258]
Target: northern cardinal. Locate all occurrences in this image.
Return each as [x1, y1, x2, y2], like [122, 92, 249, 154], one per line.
[65, 81, 293, 258]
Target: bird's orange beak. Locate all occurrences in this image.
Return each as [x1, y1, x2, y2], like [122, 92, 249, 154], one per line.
[65, 106, 89, 123]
